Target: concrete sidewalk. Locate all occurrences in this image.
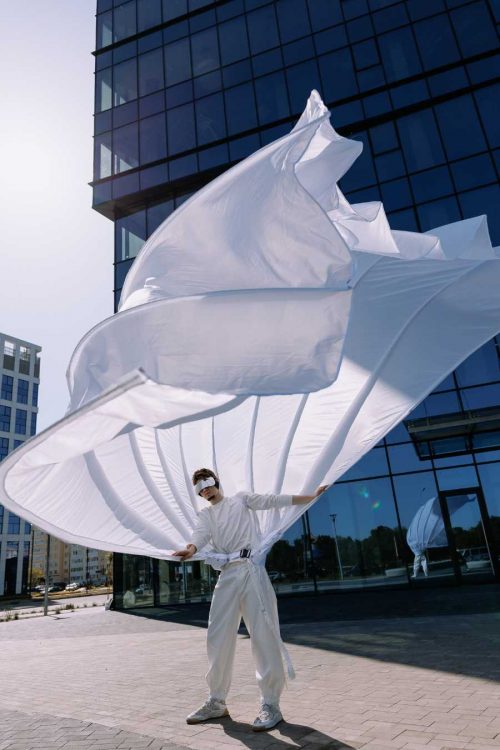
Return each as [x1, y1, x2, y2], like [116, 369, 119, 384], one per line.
[0, 603, 499, 750]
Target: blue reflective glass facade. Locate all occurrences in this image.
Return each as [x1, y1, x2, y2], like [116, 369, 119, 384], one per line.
[92, 0, 500, 608]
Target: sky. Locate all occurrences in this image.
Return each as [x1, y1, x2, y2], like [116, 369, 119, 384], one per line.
[0, 1, 113, 431]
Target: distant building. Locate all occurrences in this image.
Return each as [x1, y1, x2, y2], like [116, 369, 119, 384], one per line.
[0, 333, 41, 595]
[31, 529, 111, 587]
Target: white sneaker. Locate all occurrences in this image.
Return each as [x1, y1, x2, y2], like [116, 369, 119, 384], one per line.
[252, 703, 283, 731]
[186, 697, 229, 724]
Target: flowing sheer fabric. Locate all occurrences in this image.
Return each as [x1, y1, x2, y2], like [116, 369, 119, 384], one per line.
[0, 91, 499, 562]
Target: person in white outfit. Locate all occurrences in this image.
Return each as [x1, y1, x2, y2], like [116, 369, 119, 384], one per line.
[412, 551, 428, 578]
[173, 467, 327, 731]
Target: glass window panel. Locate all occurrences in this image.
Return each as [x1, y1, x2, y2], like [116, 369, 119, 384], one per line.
[113, 100, 138, 128]
[319, 49, 358, 101]
[347, 15, 374, 43]
[276, 0, 311, 43]
[229, 132, 261, 161]
[30, 413, 37, 437]
[374, 150, 406, 182]
[252, 48, 283, 77]
[219, 17, 250, 66]
[459, 185, 500, 245]
[113, 1, 137, 42]
[113, 122, 139, 172]
[254, 71, 290, 125]
[167, 103, 196, 153]
[138, 48, 164, 96]
[370, 121, 398, 154]
[164, 39, 192, 86]
[380, 178, 413, 211]
[193, 70, 222, 98]
[477, 463, 500, 550]
[343, 0, 369, 20]
[0, 438, 8, 461]
[283, 37, 315, 66]
[199, 143, 229, 170]
[388, 443, 432, 474]
[191, 28, 220, 77]
[451, 1, 499, 56]
[115, 210, 146, 262]
[97, 10, 113, 48]
[385, 421, 411, 444]
[113, 59, 137, 106]
[474, 84, 500, 149]
[16, 380, 29, 405]
[247, 5, 280, 55]
[410, 166, 454, 203]
[140, 163, 168, 189]
[0, 405, 11, 431]
[386, 208, 418, 232]
[352, 39, 379, 69]
[307, 0, 342, 31]
[456, 340, 500, 387]
[314, 25, 348, 55]
[217, 0, 244, 21]
[339, 133, 376, 191]
[138, 30, 163, 54]
[169, 153, 198, 179]
[437, 466, 478, 491]
[113, 40, 137, 65]
[468, 54, 500, 85]
[195, 93, 226, 145]
[461, 383, 500, 410]
[435, 96, 487, 161]
[423, 390, 462, 416]
[413, 15, 460, 70]
[373, 3, 410, 32]
[137, 0, 161, 31]
[397, 110, 446, 172]
[115, 259, 134, 289]
[95, 68, 112, 112]
[417, 197, 461, 232]
[15, 409, 27, 435]
[139, 90, 165, 118]
[308, 479, 402, 582]
[378, 27, 422, 81]
[286, 60, 321, 113]
[166, 81, 193, 108]
[98, 0, 112, 11]
[112, 171, 140, 199]
[162, 0, 187, 20]
[94, 133, 112, 179]
[147, 200, 174, 234]
[392, 471, 437, 567]
[95, 110, 112, 135]
[358, 66, 385, 92]
[429, 67, 468, 97]
[224, 83, 258, 136]
[340, 447, 389, 481]
[223, 59, 253, 87]
[8, 516, 21, 534]
[140, 113, 167, 163]
[1, 375, 13, 400]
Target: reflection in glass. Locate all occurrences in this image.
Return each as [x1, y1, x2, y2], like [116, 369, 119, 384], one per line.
[113, 59, 138, 107]
[113, 122, 139, 173]
[115, 210, 146, 262]
[165, 39, 192, 85]
[113, 1, 137, 43]
[94, 133, 112, 179]
[139, 49, 164, 96]
[95, 69, 112, 113]
[97, 11, 113, 48]
[191, 28, 220, 77]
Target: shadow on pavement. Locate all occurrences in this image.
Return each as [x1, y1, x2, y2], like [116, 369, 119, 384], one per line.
[220, 718, 355, 749]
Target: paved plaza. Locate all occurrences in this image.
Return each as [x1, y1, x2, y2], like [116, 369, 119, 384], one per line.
[0, 590, 500, 750]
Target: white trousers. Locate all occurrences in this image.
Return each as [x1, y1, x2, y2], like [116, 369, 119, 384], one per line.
[413, 553, 428, 577]
[206, 561, 286, 705]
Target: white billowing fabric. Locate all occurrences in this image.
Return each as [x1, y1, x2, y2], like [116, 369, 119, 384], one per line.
[0, 91, 500, 563]
[406, 495, 475, 555]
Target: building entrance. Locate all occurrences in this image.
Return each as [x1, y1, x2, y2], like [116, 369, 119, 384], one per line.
[422, 488, 500, 584]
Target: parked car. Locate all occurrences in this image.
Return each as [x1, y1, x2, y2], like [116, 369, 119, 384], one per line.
[65, 582, 81, 591]
[48, 583, 66, 592]
[268, 571, 287, 582]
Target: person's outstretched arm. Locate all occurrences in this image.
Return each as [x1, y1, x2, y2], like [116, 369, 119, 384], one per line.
[292, 485, 329, 504]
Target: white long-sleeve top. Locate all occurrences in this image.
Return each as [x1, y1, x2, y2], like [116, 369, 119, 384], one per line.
[190, 492, 293, 554]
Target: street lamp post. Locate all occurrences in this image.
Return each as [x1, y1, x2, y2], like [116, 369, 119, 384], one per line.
[329, 513, 344, 581]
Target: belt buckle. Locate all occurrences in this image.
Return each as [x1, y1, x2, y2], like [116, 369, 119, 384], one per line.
[239, 548, 251, 559]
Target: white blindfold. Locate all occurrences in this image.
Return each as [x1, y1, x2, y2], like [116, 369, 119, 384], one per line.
[195, 477, 216, 495]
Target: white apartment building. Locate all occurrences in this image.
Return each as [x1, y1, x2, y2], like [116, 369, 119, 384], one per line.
[31, 529, 111, 587]
[0, 333, 41, 595]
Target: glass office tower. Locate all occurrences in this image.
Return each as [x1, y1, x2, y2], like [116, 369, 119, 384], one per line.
[92, 0, 500, 609]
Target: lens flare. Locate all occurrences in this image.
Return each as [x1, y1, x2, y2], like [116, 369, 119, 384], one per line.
[372, 500, 381, 510]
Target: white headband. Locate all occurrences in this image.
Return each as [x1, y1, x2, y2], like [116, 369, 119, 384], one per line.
[195, 477, 216, 495]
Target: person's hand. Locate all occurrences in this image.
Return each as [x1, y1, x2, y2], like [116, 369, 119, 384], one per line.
[172, 545, 196, 560]
[315, 484, 329, 497]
